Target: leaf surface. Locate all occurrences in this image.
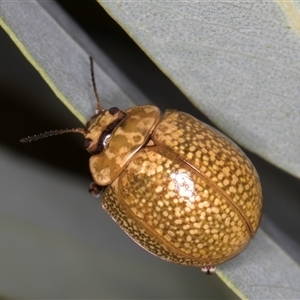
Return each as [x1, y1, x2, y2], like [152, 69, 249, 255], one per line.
[99, 1, 300, 179]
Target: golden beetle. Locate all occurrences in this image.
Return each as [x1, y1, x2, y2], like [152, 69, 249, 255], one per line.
[22, 58, 263, 275]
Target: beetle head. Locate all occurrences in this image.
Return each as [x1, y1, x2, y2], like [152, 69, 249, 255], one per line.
[83, 107, 126, 155]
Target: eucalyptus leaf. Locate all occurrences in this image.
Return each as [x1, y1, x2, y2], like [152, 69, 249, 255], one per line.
[0, 1, 148, 125]
[98, 1, 300, 179]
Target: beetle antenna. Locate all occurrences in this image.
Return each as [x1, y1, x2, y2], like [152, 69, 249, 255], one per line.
[89, 56, 104, 114]
[20, 128, 85, 143]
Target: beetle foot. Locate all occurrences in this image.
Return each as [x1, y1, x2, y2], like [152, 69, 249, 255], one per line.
[201, 266, 216, 275]
[89, 182, 103, 198]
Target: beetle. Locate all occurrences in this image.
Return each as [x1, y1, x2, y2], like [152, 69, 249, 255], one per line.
[21, 57, 263, 275]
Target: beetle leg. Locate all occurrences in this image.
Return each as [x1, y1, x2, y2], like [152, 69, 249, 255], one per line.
[89, 181, 104, 198]
[201, 266, 216, 275]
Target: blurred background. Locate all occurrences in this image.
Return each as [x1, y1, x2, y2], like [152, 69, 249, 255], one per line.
[1, 1, 300, 298]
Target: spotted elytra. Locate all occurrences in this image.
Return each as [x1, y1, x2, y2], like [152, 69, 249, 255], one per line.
[21, 57, 263, 275]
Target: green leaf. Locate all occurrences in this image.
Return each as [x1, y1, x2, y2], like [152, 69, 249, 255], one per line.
[0, 1, 148, 125]
[98, 1, 300, 179]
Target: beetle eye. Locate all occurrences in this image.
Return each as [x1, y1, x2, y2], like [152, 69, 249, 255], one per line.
[84, 138, 92, 149]
[109, 107, 119, 115]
